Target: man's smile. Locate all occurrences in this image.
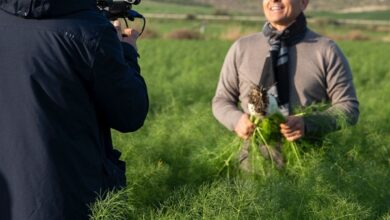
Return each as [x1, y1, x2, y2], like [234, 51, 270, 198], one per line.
[270, 4, 284, 12]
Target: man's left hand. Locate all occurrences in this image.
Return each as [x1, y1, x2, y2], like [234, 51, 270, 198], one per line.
[280, 115, 305, 142]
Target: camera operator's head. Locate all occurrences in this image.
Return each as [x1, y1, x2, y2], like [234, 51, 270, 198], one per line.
[0, 0, 95, 18]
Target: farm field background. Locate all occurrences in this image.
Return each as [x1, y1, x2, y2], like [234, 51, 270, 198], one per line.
[90, 2, 390, 219]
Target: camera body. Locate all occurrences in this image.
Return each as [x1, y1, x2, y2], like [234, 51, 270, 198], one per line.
[97, 0, 142, 20]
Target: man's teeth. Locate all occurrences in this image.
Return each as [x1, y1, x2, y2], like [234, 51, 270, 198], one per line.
[271, 6, 282, 11]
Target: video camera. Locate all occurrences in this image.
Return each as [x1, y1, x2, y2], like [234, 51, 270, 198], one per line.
[97, 0, 145, 35]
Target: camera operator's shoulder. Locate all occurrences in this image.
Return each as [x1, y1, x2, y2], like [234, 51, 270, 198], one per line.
[58, 10, 114, 46]
[74, 9, 110, 25]
[66, 9, 111, 31]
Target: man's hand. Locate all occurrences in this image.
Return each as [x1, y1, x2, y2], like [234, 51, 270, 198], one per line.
[280, 115, 305, 142]
[113, 20, 139, 50]
[234, 114, 255, 140]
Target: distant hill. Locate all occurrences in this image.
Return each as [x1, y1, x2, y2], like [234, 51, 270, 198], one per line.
[151, 0, 390, 15]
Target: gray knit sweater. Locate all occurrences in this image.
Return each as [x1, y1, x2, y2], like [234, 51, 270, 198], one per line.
[212, 29, 359, 137]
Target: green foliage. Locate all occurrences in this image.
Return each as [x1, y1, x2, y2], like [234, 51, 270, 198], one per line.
[255, 113, 285, 145]
[246, 113, 289, 175]
[90, 40, 390, 219]
[246, 103, 335, 176]
[89, 188, 134, 220]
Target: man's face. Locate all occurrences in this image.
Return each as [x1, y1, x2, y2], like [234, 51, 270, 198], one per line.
[263, 0, 308, 30]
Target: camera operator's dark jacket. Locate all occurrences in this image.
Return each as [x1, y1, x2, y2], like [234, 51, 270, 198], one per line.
[0, 0, 149, 219]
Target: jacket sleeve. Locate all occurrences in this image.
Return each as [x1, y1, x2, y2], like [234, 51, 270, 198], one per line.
[91, 25, 149, 133]
[304, 41, 359, 137]
[212, 41, 244, 131]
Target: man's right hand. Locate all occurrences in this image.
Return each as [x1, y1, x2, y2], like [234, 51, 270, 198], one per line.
[113, 20, 139, 50]
[234, 113, 255, 140]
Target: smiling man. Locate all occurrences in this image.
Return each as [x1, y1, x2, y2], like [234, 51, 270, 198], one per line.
[212, 0, 359, 167]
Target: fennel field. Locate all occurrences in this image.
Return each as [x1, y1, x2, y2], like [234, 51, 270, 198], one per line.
[90, 39, 390, 219]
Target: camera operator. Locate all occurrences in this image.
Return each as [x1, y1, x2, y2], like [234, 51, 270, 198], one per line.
[0, 0, 148, 219]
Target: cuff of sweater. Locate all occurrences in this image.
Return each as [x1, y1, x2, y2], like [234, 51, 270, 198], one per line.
[303, 113, 336, 138]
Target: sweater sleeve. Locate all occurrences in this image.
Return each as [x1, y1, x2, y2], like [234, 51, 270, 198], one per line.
[304, 41, 359, 137]
[90, 25, 149, 133]
[212, 41, 244, 131]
